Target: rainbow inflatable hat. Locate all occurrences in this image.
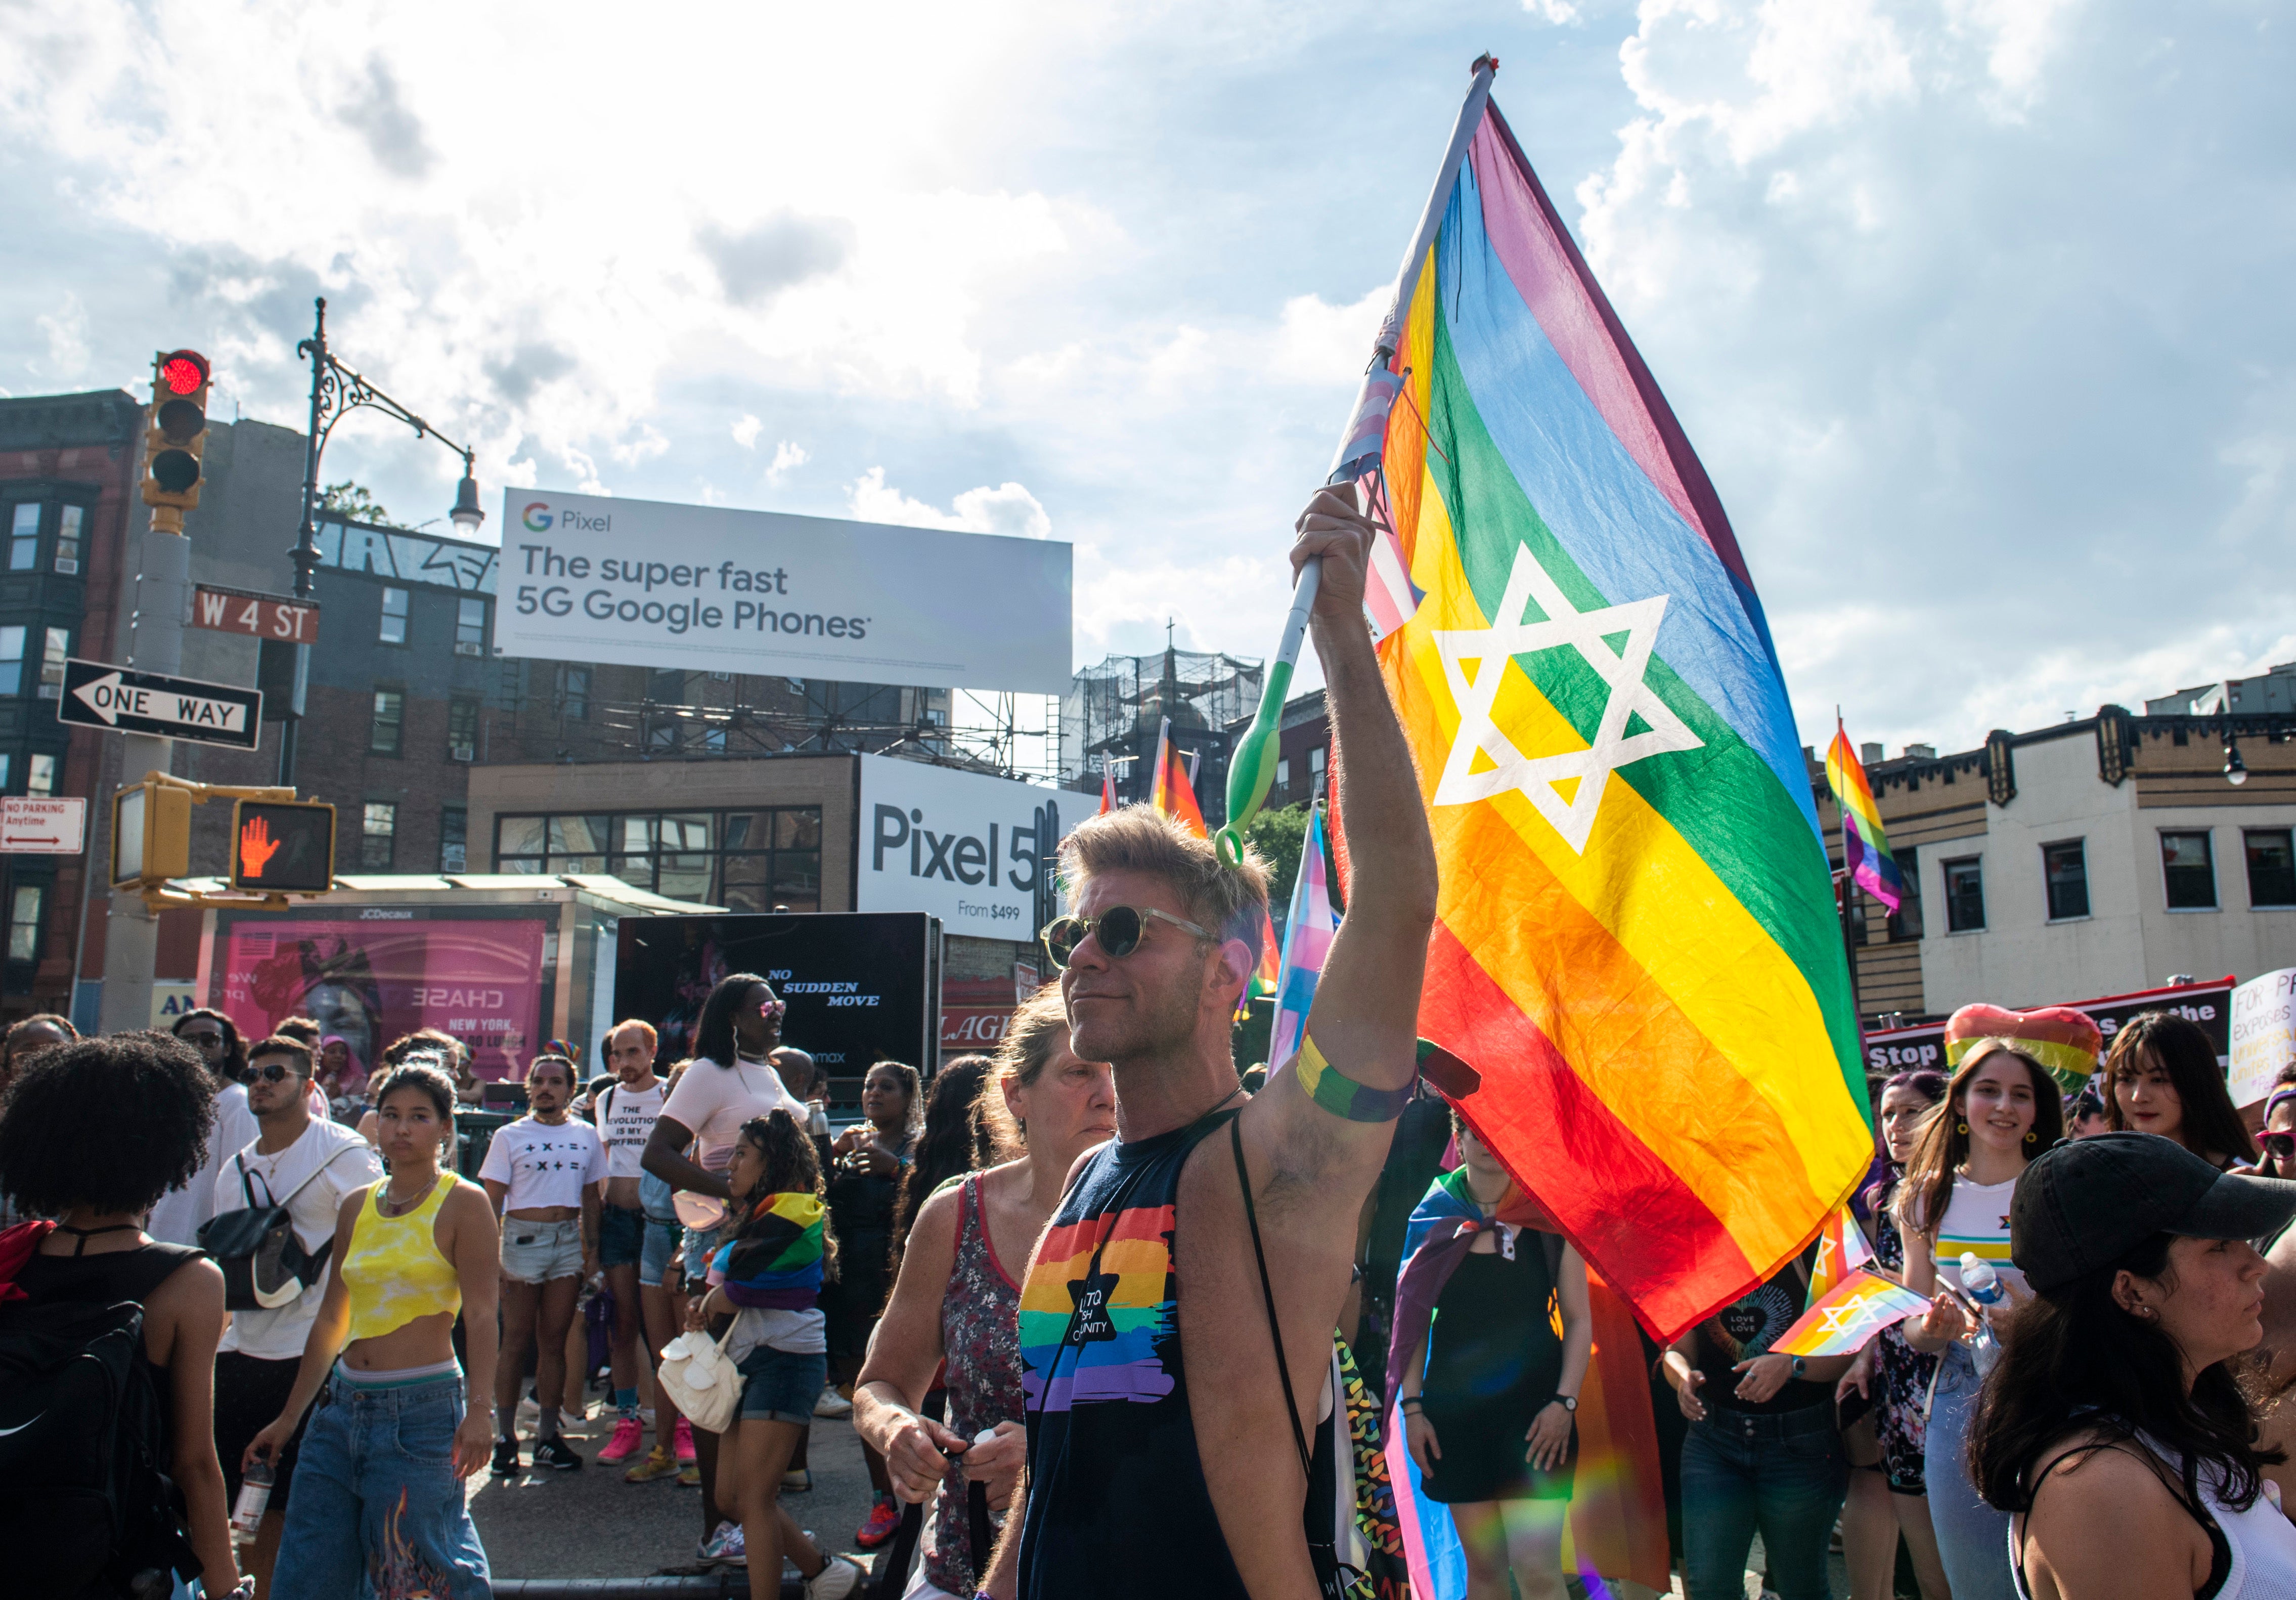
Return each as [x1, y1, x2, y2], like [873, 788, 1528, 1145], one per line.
[1942, 1004, 2103, 1095]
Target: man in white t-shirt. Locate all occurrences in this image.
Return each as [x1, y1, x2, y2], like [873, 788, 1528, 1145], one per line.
[148, 1031, 261, 1247]
[591, 1018, 667, 1466]
[480, 1051, 607, 1475]
[209, 1034, 383, 1592]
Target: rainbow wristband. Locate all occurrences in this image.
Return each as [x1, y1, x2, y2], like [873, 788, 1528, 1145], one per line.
[1296, 1034, 1414, 1123]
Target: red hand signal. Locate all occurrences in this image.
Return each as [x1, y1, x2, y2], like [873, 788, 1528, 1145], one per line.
[239, 816, 282, 877]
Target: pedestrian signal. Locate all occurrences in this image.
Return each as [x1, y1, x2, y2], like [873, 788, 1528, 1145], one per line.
[143, 349, 211, 532]
[230, 799, 335, 894]
[111, 779, 192, 890]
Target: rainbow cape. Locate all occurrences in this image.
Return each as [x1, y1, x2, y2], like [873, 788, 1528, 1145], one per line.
[1826, 723, 1905, 913]
[1383, 1171, 1668, 1597]
[1771, 1268, 1929, 1359]
[1356, 92, 1871, 1337]
[1270, 800, 1338, 1067]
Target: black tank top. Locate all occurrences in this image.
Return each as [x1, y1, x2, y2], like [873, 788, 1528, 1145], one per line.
[18, 1240, 207, 1434]
[1018, 1109, 1248, 1600]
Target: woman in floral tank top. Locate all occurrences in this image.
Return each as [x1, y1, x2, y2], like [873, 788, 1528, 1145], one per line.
[853, 986, 1117, 1597]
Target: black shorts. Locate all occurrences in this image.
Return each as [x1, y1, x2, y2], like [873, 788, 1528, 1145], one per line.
[214, 1350, 308, 1510]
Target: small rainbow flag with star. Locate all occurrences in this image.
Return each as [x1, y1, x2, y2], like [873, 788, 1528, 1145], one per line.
[1826, 722, 1905, 914]
[1771, 1268, 1929, 1359]
[1803, 1204, 1874, 1308]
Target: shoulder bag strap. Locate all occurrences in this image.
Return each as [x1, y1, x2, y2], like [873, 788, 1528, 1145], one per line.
[1232, 1115, 1313, 1476]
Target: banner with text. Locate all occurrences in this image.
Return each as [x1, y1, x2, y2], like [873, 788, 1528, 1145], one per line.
[495, 490, 1071, 694]
[857, 754, 1077, 938]
[1863, 977, 2237, 1079]
[2230, 969, 2296, 1109]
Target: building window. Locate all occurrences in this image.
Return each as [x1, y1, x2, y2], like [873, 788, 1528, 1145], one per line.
[447, 697, 479, 761]
[439, 806, 468, 874]
[703, 725, 727, 753]
[26, 754, 56, 797]
[1944, 856, 1985, 932]
[370, 689, 404, 755]
[37, 628, 67, 700]
[1310, 746, 1326, 779]
[361, 802, 397, 870]
[2161, 831, 2217, 910]
[7, 884, 41, 963]
[456, 597, 487, 651]
[379, 587, 410, 644]
[1886, 848, 1923, 940]
[54, 505, 83, 572]
[2244, 829, 2294, 909]
[0, 626, 22, 697]
[495, 805, 823, 912]
[560, 666, 589, 721]
[1276, 758, 1291, 794]
[0, 755, 9, 789]
[2043, 840, 2090, 921]
[7, 503, 37, 571]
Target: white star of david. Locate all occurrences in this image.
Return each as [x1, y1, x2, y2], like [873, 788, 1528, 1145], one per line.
[1431, 542, 1704, 853]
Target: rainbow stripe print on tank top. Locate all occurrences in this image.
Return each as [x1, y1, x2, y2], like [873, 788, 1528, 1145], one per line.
[1018, 1201, 1179, 1411]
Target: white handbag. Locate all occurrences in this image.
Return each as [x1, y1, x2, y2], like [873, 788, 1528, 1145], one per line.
[657, 1324, 741, 1434]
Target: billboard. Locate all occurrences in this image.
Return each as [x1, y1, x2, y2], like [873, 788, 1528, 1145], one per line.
[613, 912, 939, 1083]
[494, 489, 1071, 695]
[1862, 977, 2237, 1079]
[210, 910, 553, 1083]
[856, 754, 1076, 939]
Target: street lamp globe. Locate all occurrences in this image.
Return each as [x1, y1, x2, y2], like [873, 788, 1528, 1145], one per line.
[451, 459, 485, 534]
[2225, 742, 2248, 787]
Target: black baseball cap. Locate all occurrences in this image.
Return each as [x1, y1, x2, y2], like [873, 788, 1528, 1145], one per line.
[2012, 1132, 2296, 1292]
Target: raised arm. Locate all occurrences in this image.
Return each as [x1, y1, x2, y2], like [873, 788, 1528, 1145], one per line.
[1246, 485, 1439, 1188]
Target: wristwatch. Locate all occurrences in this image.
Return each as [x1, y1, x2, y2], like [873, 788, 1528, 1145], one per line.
[1789, 1355, 1808, 1378]
[1556, 1394, 1578, 1413]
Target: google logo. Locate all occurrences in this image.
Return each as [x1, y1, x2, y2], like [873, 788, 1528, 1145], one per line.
[522, 502, 553, 532]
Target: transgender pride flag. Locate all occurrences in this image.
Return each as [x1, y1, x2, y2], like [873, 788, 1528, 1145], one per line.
[1269, 800, 1338, 1068]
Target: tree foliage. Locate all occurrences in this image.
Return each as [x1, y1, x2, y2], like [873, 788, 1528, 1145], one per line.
[320, 480, 408, 529]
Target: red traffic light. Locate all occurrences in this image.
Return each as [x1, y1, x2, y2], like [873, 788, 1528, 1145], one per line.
[159, 351, 209, 396]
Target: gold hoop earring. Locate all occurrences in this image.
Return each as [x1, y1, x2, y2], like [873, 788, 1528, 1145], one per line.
[1958, 1121, 1969, 1135]
[2025, 1130, 2038, 1144]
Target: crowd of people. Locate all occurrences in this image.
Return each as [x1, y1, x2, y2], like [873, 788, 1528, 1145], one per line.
[5, 506, 2296, 1600]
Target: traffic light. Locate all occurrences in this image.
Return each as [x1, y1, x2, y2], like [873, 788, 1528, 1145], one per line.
[142, 349, 211, 533]
[111, 778, 191, 889]
[230, 799, 336, 894]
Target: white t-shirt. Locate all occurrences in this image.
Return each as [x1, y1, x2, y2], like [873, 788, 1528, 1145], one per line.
[214, 1118, 384, 1359]
[596, 1080, 667, 1181]
[1913, 1175, 2028, 1300]
[149, 1082, 260, 1247]
[479, 1117, 608, 1212]
[658, 1056, 808, 1176]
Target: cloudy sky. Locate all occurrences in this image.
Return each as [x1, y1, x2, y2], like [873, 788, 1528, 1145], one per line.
[4, 0, 2291, 770]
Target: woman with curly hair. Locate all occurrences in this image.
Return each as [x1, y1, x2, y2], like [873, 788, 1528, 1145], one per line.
[0, 1030, 239, 1598]
[1970, 1133, 2296, 1596]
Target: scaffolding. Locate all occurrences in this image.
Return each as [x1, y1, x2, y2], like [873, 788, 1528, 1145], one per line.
[1061, 646, 1264, 803]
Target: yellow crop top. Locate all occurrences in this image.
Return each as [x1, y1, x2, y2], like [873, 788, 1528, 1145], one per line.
[339, 1173, 463, 1343]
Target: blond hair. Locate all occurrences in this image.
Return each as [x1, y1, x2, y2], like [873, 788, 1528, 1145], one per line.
[981, 983, 1075, 1158]
[1057, 805, 1270, 966]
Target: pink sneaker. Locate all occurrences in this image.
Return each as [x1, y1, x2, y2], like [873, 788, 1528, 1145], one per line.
[598, 1416, 644, 1463]
[674, 1417, 696, 1463]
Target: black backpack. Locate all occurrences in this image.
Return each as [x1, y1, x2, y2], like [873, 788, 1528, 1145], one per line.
[199, 1146, 355, 1312]
[0, 1253, 202, 1597]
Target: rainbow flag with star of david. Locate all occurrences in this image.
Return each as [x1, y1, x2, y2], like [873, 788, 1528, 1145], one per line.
[1770, 1269, 1931, 1359]
[1348, 91, 1871, 1339]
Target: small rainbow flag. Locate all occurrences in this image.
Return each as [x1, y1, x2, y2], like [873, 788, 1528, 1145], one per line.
[1771, 1268, 1929, 1359]
[1269, 800, 1338, 1068]
[1097, 768, 1117, 816]
[1803, 1204, 1875, 1308]
[1149, 718, 1208, 839]
[1826, 722, 1905, 914]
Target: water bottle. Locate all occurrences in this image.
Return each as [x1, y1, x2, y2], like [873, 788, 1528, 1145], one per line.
[807, 1101, 829, 1138]
[1960, 1252, 2006, 1306]
[230, 1460, 274, 1540]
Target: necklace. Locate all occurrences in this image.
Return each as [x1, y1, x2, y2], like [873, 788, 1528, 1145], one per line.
[379, 1174, 440, 1218]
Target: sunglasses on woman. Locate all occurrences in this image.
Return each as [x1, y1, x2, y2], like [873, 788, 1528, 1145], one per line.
[1039, 905, 1213, 970]
[2263, 1133, 2295, 1162]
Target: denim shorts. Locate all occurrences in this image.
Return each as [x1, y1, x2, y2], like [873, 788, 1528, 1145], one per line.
[737, 1344, 828, 1424]
[640, 1218, 681, 1289]
[599, 1204, 646, 1270]
[683, 1222, 733, 1293]
[500, 1217, 584, 1283]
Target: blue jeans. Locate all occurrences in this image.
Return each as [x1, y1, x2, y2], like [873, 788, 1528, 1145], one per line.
[1926, 1349, 2015, 1600]
[1680, 1404, 1847, 1600]
[269, 1369, 491, 1600]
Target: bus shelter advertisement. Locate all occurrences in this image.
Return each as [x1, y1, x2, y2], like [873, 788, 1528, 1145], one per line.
[208, 911, 551, 1084]
[494, 490, 1073, 695]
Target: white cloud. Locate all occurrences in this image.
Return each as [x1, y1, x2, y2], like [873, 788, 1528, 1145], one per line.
[31, 293, 89, 379]
[1524, 0, 1581, 22]
[731, 414, 764, 449]
[849, 467, 1050, 539]
[766, 440, 808, 487]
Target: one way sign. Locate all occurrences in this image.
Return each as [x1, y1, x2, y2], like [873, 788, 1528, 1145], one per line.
[60, 659, 262, 751]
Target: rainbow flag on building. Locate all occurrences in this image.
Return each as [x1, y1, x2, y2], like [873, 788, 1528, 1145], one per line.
[1771, 1268, 1929, 1359]
[1353, 80, 1871, 1337]
[1269, 800, 1338, 1067]
[1826, 722, 1905, 913]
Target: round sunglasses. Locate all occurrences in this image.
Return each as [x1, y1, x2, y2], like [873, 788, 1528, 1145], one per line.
[2262, 1132, 2294, 1162]
[1039, 905, 1213, 970]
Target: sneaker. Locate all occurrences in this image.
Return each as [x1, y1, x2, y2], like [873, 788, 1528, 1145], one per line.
[700, 1521, 746, 1566]
[623, 1444, 679, 1483]
[561, 1405, 589, 1432]
[673, 1417, 696, 1462]
[813, 1384, 853, 1418]
[781, 1467, 813, 1492]
[855, 1491, 901, 1548]
[640, 1406, 656, 1426]
[677, 1458, 701, 1488]
[598, 1417, 645, 1462]
[807, 1554, 864, 1599]
[490, 1437, 521, 1478]
[533, 1438, 584, 1472]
